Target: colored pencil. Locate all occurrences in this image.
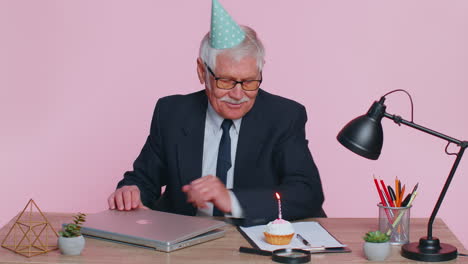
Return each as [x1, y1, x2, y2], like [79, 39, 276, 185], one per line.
[380, 179, 395, 207]
[386, 192, 418, 236]
[373, 176, 393, 223]
[399, 185, 406, 207]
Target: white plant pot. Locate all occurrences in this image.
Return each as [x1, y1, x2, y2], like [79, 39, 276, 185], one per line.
[363, 241, 391, 261]
[58, 235, 85, 255]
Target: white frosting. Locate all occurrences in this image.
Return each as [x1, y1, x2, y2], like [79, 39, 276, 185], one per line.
[265, 219, 294, 235]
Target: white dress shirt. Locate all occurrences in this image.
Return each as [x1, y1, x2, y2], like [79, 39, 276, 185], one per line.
[196, 103, 245, 218]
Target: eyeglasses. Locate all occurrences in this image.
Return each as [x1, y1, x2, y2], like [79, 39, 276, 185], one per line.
[204, 62, 262, 91]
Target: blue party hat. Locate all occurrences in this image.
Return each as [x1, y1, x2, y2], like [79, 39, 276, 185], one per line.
[210, 0, 245, 49]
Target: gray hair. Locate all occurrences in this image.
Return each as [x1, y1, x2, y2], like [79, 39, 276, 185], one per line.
[199, 25, 265, 72]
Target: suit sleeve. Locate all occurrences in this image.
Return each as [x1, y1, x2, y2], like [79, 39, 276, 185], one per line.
[116, 99, 168, 209]
[232, 105, 324, 226]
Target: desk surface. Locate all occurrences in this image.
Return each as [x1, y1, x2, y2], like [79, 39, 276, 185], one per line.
[0, 213, 467, 264]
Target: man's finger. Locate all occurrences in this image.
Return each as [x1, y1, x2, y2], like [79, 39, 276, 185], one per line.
[182, 185, 191, 193]
[131, 189, 140, 209]
[187, 184, 210, 200]
[122, 190, 133, 211]
[190, 194, 208, 208]
[190, 175, 214, 185]
[184, 188, 207, 208]
[196, 201, 208, 208]
[115, 190, 124, 210]
[186, 191, 194, 203]
[190, 179, 215, 192]
[107, 193, 116, 210]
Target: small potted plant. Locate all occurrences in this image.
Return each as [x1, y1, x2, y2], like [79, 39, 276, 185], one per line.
[363, 230, 391, 261]
[58, 212, 86, 255]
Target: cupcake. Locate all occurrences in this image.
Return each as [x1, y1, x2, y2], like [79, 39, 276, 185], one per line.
[263, 218, 295, 245]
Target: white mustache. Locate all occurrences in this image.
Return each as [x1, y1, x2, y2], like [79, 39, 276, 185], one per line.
[220, 96, 250, 104]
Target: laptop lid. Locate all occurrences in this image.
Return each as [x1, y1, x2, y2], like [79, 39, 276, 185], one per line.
[80, 209, 226, 252]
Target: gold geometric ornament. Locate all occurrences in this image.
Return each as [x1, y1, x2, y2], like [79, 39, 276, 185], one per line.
[1, 199, 59, 257]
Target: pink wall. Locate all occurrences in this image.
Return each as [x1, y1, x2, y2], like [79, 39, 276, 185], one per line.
[1, 0, 467, 249]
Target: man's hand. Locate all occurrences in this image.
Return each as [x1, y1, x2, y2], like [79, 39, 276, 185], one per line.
[182, 175, 231, 213]
[107, 185, 149, 211]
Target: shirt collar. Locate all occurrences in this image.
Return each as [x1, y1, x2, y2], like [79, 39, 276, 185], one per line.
[207, 102, 242, 134]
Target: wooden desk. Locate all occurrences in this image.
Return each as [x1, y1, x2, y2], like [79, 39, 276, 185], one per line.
[1, 213, 467, 263]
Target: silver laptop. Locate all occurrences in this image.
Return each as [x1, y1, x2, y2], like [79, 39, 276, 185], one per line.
[80, 209, 226, 252]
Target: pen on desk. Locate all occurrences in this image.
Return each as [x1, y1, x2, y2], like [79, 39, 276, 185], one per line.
[296, 233, 311, 247]
[296, 234, 331, 251]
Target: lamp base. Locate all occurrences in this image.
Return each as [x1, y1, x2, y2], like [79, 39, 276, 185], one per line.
[401, 237, 457, 262]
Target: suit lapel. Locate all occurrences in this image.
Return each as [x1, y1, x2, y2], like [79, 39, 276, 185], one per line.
[234, 91, 266, 188]
[176, 90, 267, 188]
[177, 93, 207, 186]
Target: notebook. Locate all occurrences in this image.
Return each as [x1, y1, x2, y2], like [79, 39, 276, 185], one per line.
[238, 221, 351, 254]
[79, 209, 226, 252]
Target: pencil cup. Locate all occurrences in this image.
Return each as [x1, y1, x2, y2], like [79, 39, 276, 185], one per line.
[378, 204, 411, 245]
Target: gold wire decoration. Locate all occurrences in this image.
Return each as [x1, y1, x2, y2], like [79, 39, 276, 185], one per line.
[1, 199, 59, 257]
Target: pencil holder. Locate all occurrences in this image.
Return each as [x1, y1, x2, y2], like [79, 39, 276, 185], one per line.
[378, 204, 411, 245]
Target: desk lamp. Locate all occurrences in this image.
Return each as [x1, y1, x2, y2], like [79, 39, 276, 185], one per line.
[337, 89, 467, 262]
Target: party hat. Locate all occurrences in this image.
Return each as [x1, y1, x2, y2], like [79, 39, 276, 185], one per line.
[210, 0, 245, 49]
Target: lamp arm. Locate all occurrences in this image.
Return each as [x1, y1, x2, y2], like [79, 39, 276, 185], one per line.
[383, 112, 468, 239]
[425, 146, 466, 238]
[383, 113, 462, 145]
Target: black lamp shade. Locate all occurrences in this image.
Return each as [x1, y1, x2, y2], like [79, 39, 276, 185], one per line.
[337, 100, 387, 160]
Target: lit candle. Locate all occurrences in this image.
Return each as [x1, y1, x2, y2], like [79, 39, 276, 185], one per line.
[275, 192, 282, 219]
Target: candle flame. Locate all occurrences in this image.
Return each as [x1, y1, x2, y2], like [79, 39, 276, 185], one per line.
[275, 192, 280, 199]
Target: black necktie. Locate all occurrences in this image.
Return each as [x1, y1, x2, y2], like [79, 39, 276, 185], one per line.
[213, 119, 233, 216]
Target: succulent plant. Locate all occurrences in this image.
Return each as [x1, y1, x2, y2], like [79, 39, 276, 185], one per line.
[363, 230, 390, 243]
[59, 213, 86, 238]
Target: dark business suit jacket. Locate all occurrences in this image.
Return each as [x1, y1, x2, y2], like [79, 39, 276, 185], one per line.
[117, 89, 324, 226]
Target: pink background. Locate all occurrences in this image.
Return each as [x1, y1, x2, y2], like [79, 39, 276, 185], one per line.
[1, 0, 467, 249]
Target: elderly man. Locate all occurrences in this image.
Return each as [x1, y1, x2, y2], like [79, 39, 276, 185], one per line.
[108, 0, 324, 226]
